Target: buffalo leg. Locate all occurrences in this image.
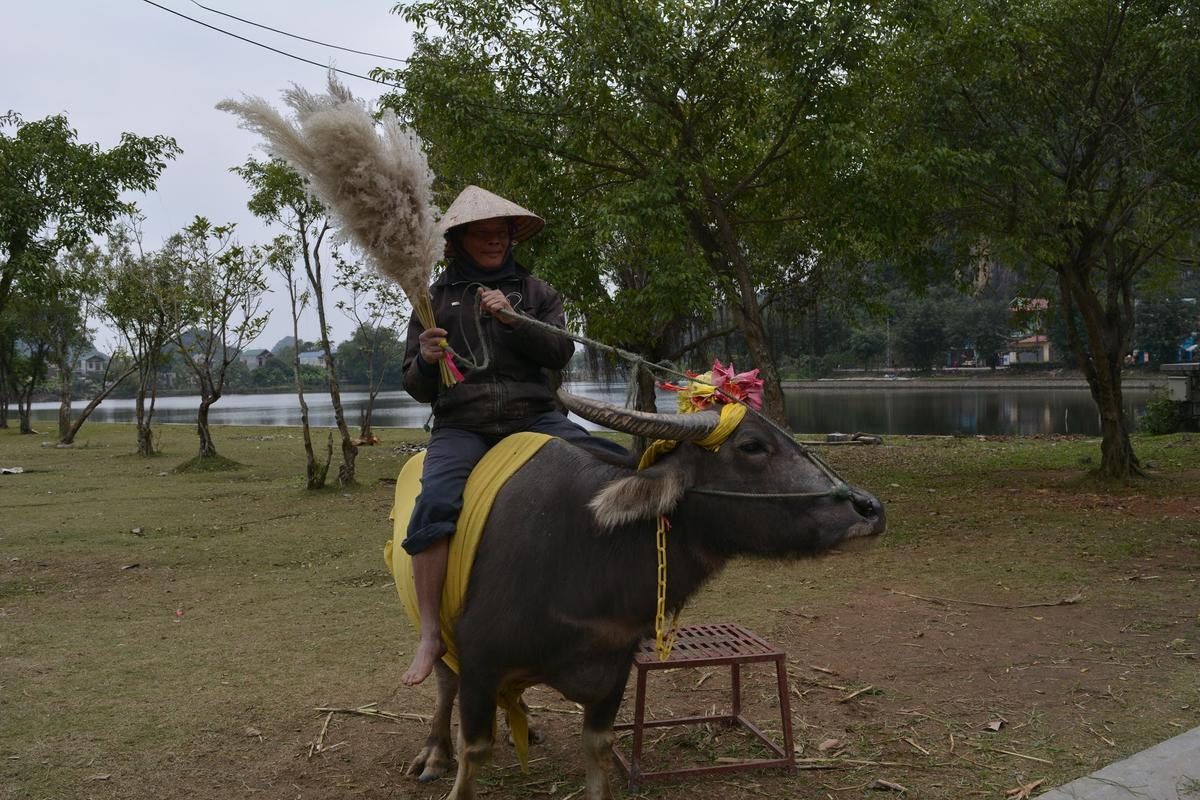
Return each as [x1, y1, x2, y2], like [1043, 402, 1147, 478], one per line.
[446, 673, 498, 800]
[407, 660, 458, 782]
[581, 676, 627, 800]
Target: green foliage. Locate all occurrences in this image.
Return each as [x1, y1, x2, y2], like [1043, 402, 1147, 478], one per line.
[336, 324, 406, 386]
[1138, 389, 1184, 435]
[230, 157, 324, 231]
[164, 217, 270, 391]
[847, 324, 888, 370]
[0, 111, 179, 316]
[250, 356, 294, 388]
[944, 293, 1013, 368]
[878, 0, 1200, 476]
[894, 294, 948, 372]
[1137, 388, 1185, 434]
[221, 357, 253, 391]
[378, 0, 891, 412]
[333, 252, 408, 391]
[250, 357, 325, 390]
[98, 225, 188, 364]
[1135, 296, 1196, 365]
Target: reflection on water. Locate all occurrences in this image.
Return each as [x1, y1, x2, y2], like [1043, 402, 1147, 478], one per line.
[28, 383, 668, 432]
[29, 382, 1150, 436]
[785, 386, 1151, 436]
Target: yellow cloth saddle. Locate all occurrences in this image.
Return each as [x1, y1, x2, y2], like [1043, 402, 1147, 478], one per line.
[384, 431, 553, 769]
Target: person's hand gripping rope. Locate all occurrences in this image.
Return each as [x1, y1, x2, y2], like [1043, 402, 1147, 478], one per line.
[418, 287, 517, 366]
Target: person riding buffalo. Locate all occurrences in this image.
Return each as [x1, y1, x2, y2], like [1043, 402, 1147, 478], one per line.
[400, 185, 625, 685]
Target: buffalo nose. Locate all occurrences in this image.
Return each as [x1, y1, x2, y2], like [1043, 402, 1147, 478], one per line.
[850, 489, 886, 535]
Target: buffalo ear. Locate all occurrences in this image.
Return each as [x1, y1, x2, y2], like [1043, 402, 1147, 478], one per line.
[589, 461, 690, 530]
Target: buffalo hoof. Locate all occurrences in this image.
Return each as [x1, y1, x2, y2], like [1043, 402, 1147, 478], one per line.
[506, 726, 546, 746]
[407, 743, 454, 782]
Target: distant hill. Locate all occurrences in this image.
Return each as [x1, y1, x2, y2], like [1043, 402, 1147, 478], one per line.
[271, 336, 296, 355]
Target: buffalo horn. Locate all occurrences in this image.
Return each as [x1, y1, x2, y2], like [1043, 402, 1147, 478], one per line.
[557, 390, 722, 441]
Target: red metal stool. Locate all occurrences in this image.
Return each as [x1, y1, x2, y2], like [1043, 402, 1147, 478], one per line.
[611, 622, 796, 787]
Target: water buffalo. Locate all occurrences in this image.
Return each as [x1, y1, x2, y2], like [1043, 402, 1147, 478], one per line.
[407, 391, 885, 800]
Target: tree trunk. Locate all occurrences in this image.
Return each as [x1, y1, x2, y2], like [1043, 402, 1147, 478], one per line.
[0, 356, 9, 429]
[1057, 266, 1139, 479]
[303, 231, 357, 485]
[1098, 404, 1137, 479]
[630, 362, 660, 457]
[58, 367, 72, 441]
[197, 394, 218, 458]
[135, 378, 155, 456]
[287, 292, 324, 488]
[313, 285, 357, 483]
[359, 391, 378, 440]
[16, 374, 37, 434]
[727, 289, 787, 423]
[1086, 354, 1138, 479]
[61, 365, 137, 444]
[17, 399, 34, 434]
[137, 422, 154, 456]
[686, 176, 790, 428]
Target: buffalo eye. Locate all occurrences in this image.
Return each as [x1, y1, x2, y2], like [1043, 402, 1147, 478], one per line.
[737, 438, 768, 455]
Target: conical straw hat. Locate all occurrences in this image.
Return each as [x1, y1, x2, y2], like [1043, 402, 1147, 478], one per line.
[439, 185, 545, 247]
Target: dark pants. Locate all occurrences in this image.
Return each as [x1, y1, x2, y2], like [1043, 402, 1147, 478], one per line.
[402, 411, 625, 555]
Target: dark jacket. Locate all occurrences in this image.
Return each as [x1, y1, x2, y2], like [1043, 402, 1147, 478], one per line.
[402, 263, 574, 435]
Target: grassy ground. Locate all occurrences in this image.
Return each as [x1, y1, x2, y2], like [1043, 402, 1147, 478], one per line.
[1, 422, 1197, 800]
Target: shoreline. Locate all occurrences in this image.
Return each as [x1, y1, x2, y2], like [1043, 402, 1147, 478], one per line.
[783, 374, 1165, 390]
[39, 372, 1169, 404]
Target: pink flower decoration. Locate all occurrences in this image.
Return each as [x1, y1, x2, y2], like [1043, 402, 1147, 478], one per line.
[711, 359, 763, 410]
[660, 359, 763, 412]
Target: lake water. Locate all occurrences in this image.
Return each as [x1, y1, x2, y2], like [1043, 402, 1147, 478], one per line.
[784, 384, 1152, 436]
[29, 381, 1153, 436]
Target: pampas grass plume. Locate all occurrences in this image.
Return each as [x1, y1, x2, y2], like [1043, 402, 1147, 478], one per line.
[217, 73, 442, 328]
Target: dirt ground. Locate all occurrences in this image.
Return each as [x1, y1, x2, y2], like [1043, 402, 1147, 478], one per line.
[1, 425, 1197, 800]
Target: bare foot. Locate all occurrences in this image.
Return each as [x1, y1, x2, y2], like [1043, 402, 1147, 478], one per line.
[403, 638, 447, 686]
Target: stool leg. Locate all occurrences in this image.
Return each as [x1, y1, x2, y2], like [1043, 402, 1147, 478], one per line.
[629, 666, 648, 787]
[775, 655, 797, 772]
[731, 663, 742, 720]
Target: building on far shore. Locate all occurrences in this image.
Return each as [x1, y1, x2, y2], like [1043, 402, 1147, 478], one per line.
[238, 348, 273, 370]
[298, 350, 326, 366]
[1006, 334, 1052, 365]
[77, 349, 109, 375]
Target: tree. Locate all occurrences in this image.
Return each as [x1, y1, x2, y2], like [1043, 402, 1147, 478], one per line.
[38, 246, 141, 445]
[38, 252, 92, 440]
[250, 350, 295, 388]
[886, 0, 1200, 477]
[0, 112, 179, 418]
[379, 0, 882, 425]
[945, 292, 1013, 369]
[232, 155, 341, 487]
[894, 294, 948, 372]
[235, 158, 357, 484]
[0, 292, 49, 433]
[99, 224, 188, 456]
[847, 324, 887, 370]
[164, 218, 269, 459]
[334, 252, 408, 439]
[1135, 295, 1195, 365]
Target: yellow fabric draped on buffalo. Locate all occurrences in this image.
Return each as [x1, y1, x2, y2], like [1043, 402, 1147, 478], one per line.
[384, 431, 553, 771]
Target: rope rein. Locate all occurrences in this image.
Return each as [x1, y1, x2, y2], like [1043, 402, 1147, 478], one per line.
[485, 305, 855, 493]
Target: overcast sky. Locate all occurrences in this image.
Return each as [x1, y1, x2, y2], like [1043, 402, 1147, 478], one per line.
[5, 0, 421, 352]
